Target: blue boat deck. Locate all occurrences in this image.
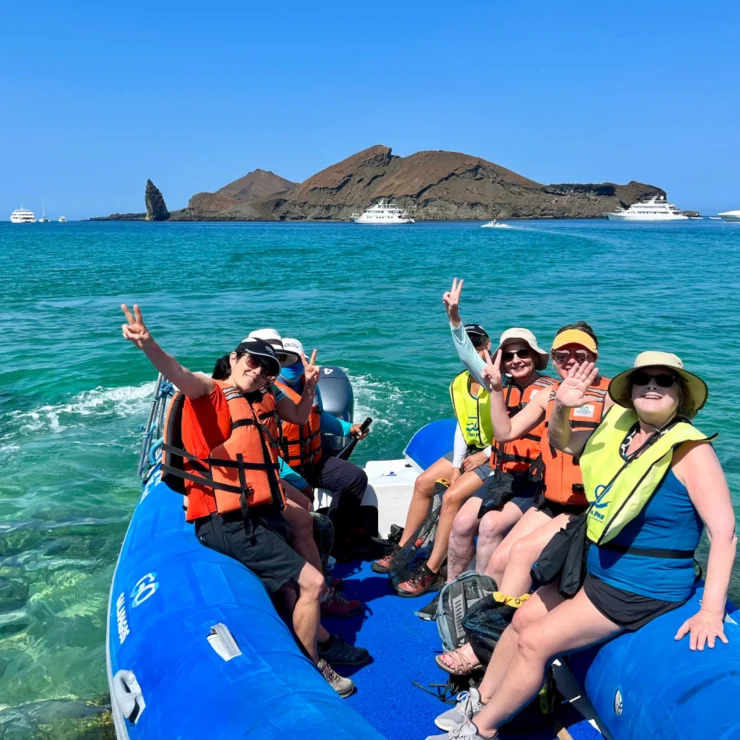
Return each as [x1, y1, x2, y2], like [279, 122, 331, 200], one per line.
[326, 559, 600, 740]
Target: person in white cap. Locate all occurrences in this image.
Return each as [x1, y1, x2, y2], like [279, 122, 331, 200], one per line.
[275, 337, 371, 561]
[431, 352, 735, 740]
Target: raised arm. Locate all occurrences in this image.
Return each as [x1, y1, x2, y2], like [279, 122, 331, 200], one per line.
[548, 361, 599, 456]
[121, 304, 213, 399]
[277, 350, 320, 424]
[442, 278, 487, 386]
[675, 442, 737, 650]
[480, 349, 548, 441]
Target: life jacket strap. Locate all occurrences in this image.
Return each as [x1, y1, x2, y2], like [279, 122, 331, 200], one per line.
[599, 542, 695, 560]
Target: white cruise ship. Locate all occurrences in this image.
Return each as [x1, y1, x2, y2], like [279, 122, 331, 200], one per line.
[718, 210, 740, 222]
[352, 199, 415, 224]
[604, 196, 689, 221]
[9, 206, 36, 223]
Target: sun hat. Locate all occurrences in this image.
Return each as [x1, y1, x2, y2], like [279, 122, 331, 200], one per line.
[551, 329, 597, 355]
[608, 351, 708, 415]
[246, 328, 283, 350]
[233, 338, 280, 377]
[281, 337, 305, 364]
[495, 328, 549, 371]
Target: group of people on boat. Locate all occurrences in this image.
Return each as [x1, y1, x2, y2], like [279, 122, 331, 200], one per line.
[121, 271, 737, 738]
[121, 305, 375, 697]
[369, 278, 735, 740]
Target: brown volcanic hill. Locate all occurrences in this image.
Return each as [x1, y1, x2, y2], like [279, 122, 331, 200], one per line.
[261, 145, 665, 221]
[173, 169, 296, 220]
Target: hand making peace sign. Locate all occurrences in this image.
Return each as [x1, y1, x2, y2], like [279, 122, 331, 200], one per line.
[555, 361, 599, 408]
[302, 349, 321, 390]
[442, 277, 464, 325]
[481, 349, 504, 393]
[121, 304, 153, 350]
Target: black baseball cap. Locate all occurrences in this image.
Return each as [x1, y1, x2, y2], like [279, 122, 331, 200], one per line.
[464, 323, 489, 338]
[234, 338, 280, 376]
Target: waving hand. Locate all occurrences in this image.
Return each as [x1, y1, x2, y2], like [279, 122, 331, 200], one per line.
[555, 362, 599, 408]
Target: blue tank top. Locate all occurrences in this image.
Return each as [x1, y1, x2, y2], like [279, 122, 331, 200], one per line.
[587, 469, 703, 602]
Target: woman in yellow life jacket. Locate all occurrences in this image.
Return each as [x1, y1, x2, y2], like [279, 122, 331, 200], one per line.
[433, 353, 736, 740]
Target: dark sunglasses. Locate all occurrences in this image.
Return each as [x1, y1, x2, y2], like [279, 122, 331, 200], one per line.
[552, 349, 591, 365]
[502, 348, 531, 361]
[470, 334, 489, 349]
[630, 371, 678, 388]
[242, 353, 278, 378]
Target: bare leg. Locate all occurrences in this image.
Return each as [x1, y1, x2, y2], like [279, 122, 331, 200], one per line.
[477, 584, 563, 703]
[497, 514, 573, 597]
[283, 499, 323, 574]
[292, 562, 325, 663]
[473, 588, 623, 738]
[485, 508, 551, 587]
[474, 502, 525, 576]
[447, 496, 483, 582]
[284, 481, 312, 510]
[398, 457, 455, 547]
[426, 472, 485, 573]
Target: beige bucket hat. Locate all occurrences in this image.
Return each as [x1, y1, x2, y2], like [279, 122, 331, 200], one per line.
[495, 328, 549, 371]
[608, 351, 708, 416]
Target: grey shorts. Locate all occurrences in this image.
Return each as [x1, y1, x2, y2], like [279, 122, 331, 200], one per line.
[443, 449, 493, 482]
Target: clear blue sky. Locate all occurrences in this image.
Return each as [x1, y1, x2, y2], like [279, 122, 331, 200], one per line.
[3, 0, 738, 220]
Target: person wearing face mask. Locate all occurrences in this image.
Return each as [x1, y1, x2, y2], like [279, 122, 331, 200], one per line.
[120, 306, 356, 698]
[434, 316, 611, 676]
[274, 337, 371, 561]
[372, 322, 500, 598]
[428, 353, 736, 740]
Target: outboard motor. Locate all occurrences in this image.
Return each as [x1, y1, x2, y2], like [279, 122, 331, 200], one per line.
[318, 366, 354, 457]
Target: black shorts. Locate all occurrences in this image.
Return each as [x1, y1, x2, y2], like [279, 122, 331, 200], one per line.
[194, 508, 305, 595]
[583, 573, 685, 631]
[474, 472, 540, 516]
[534, 489, 587, 519]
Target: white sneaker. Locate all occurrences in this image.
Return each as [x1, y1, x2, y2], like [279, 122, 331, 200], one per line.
[425, 718, 489, 740]
[318, 658, 354, 698]
[434, 688, 483, 731]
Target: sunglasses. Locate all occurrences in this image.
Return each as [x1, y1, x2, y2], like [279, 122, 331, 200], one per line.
[630, 371, 678, 388]
[501, 348, 531, 362]
[243, 353, 278, 378]
[552, 349, 591, 364]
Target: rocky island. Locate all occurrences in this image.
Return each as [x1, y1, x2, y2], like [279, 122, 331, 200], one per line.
[92, 145, 665, 222]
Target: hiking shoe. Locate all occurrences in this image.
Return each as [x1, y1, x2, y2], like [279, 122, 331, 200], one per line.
[434, 688, 483, 731]
[415, 592, 441, 621]
[321, 588, 363, 618]
[318, 634, 370, 666]
[328, 576, 344, 591]
[425, 718, 490, 740]
[395, 564, 444, 597]
[371, 547, 398, 574]
[318, 658, 354, 698]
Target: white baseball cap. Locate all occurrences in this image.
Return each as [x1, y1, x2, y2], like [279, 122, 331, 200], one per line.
[246, 328, 283, 350]
[281, 338, 304, 363]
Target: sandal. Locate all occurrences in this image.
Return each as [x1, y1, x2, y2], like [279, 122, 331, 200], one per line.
[434, 645, 482, 676]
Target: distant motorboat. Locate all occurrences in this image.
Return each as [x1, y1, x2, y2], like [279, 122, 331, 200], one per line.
[604, 196, 689, 221]
[9, 206, 36, 223]
[689, 216, 703, 220]
[352, 200, 414, 224]
[59, 216, 67, 223]
[481, 219, 498, 228]
[708, 216, 722, 220]
[718, 210, 740, 222]
[39, 199, 50, 223]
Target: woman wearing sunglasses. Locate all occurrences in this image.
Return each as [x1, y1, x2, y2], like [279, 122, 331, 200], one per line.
[428, 353, 735, 740]
[120, 305, 356, 697]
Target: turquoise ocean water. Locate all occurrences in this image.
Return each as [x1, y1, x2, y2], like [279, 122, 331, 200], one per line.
[1, 219, 739, 736]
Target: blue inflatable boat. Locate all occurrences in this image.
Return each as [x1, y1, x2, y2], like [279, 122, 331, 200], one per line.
[107, 373, 740, 739]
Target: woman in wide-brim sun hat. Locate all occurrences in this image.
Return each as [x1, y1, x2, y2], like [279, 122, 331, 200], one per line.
[456, 351, 736, 740]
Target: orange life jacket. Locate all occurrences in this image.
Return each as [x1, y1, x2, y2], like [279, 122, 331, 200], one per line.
[162, 380, 285, 515]
[540, 376, 611, 506]
[274, 378, 323, 471]
[490, 375, 556, 475]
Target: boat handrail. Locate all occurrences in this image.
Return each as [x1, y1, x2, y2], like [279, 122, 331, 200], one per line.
[137, 374, 175, 478]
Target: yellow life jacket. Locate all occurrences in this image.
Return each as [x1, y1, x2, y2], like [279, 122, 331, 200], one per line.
[449, 370, 494, 449]
[580, 406, 714, 546]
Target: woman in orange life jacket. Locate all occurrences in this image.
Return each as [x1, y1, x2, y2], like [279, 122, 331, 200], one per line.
[120, 305, 356, 697]
[436, 321, 611, 675]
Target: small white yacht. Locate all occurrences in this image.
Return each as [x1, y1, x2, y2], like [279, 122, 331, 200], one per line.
[352, 199, 414, 224]
[39, 199, 50, 223]
[604, 196, 689, 221]
[59, 216, 67, 223]
[9, 206, 36, 223]
[718, 210, 740, 222]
